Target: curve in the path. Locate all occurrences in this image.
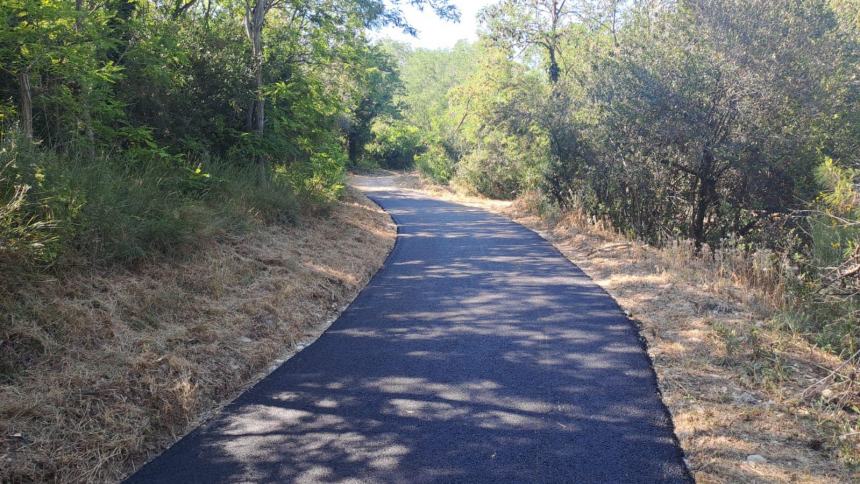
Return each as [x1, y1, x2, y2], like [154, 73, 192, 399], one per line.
[127, 186, 691, 483]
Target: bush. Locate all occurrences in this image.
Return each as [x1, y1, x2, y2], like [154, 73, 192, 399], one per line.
[208, 160, 298, 225]
[455, 132, 545, 199]
[364, 118, 422, 169]
[784, 158, 860, 356]
[283, 142, 346, 208]
[0, 128, 301, 270]
[0, 133, 58, 266]
[415, 144, 456, 184]
[351, 156, 380, 173]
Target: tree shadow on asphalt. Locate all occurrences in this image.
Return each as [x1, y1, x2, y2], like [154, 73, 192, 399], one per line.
[128, 191, 692, 483]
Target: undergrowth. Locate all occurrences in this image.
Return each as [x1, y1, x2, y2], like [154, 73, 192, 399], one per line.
[0, 130, 312, 273]
[525, 187, 859, 360]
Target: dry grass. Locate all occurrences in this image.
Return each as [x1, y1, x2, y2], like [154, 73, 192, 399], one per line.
[0, 187, 395, 483]
[393, 172, 860, 483]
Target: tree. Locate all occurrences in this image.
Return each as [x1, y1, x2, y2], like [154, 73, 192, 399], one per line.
[0, 0, 67, 140]
[480, 0, 583, 84]
[581, 0, 851, 248]
[240, 0, 458, 136]
[448, 41, 550, 198]
[1, 0, 120, 145]
[398, 41, 478, 140]
[345, 44, 403, 163]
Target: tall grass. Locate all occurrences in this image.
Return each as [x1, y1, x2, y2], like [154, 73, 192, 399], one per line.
[522, 188, 859, 358]
[0, 130, 300, 271]
[0, 134, 60, 267]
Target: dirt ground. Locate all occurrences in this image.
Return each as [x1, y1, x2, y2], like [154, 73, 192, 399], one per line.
[374, 171, 859, 483]
[0, 187, 396, 483]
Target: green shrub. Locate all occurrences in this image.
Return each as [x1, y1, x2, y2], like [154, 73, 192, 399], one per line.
[364, 118, 423, 169]
[205, 160, 298, 225]
[786, 158, 860, 356]
[415, 144, 455, 184]
[810, 158, 860, 270]
[352, 155, 380, 173]
[282, 139, 346, 208]
[455, 132, 546, 199]
[63, 164, 193, 263]
[0, 128, 302, 270]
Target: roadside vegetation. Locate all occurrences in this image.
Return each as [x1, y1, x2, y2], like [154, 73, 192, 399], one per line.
[0, 0, 458, 273]
[1, 187, 395, 482]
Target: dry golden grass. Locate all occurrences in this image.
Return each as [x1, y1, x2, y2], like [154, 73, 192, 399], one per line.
[393, 172, 859, 483]
[0, 187, 395, 483]
[524, 209, 859, 483]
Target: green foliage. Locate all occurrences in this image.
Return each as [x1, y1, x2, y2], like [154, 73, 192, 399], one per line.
[0, 127, 298, 268]
[446, 42, 551, 197]
[457, 131, 545, 200]
[346, 44, 404, 164]
[117, 12, 250, 157]
[788, 157, 860, 356]
[414, 144, 455, 184]
[817, 157, 860, 217]
[206, 160, 298, 225]
[283, 141, 346, 207]
[0, 131, 58, 265]
[390, 40, 549, 192]
[0, 0, 458, 272]
[394, 0, 860, 356]
[364, 118, 422, 169]
[397, 41, 479, 137]
[546, 1, 847, 249]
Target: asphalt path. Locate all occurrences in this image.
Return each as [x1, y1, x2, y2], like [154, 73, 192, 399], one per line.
[127, 179, 691, 483]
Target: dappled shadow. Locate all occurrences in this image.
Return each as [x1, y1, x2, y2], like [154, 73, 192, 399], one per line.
[127, 189, 690, 483]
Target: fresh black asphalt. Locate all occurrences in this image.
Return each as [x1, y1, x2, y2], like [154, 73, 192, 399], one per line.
[127, 184, 691, 483]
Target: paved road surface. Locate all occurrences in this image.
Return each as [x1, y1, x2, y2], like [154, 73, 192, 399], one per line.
[127, 178, 690, 483]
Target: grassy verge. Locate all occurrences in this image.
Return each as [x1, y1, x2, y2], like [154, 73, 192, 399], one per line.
[0, 187, 395, 482]
[394, 171, 859, 483]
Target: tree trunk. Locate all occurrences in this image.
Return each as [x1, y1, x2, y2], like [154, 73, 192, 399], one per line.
[75, 0, 83, 30]
[18, 71, 33, 141]
[245, 0, 266, 136]
[75, 0, 96, 157]
[548, 46, 560, 84]
[253, 55, 264, 135]
[246, 100, 255, 132]
[347, 130, 361, 164]
[690, 148, 716, 249]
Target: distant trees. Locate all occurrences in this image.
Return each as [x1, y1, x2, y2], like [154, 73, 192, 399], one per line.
[343, 45, 401, 163]
[362, 41, 479, 177]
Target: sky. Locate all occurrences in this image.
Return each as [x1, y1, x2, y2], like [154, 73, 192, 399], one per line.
[371, 0, 498, 50]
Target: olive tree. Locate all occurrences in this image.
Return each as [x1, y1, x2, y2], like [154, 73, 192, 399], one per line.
[576, 0, 852, 248]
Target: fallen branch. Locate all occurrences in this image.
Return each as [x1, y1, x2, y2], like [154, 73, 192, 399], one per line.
[800, 348, 860, 399]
